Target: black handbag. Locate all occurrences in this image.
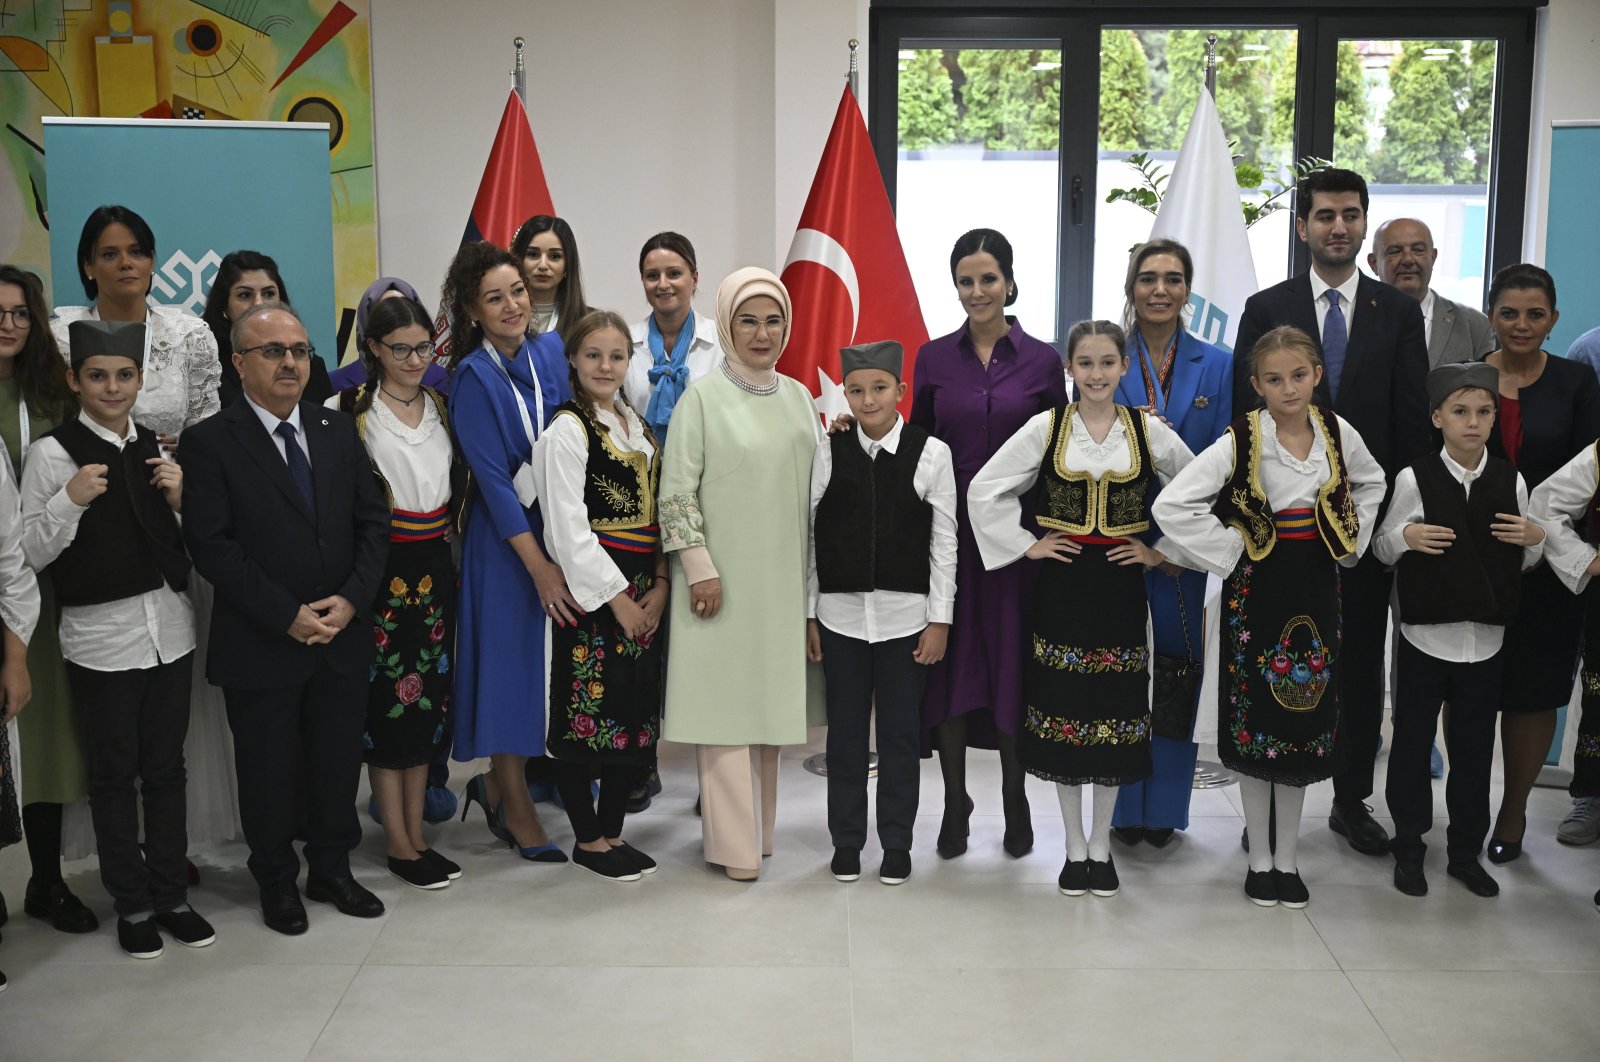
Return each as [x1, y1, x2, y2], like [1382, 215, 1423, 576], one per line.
[1150, 580, 1203, 741]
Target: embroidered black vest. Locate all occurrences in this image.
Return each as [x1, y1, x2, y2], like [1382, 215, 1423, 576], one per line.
[814, 423, 933, 594]
[551, 402, 660, 533]
[46, 418, 190, 607]
[1397, 452, 1522, 626]
[1212, 406, 1361, 561]
[1034, 404, 1156, 536]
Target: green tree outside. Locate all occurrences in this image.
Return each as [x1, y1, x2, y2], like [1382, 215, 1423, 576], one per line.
[1332, 41, 1371, 174]
[1373, 41, 1471, 183]
[897, 50, 959, 150]
[1098, 29, 1149, 150]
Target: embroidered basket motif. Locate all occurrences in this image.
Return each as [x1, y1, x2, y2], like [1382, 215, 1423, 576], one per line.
[1259, 613, 1331, 711]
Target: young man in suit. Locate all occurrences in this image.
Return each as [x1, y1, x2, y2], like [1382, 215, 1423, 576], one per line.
[1369, 217, 1496, 370]
[1231, 168, 1431, 858]
[179, 303, 390, 935]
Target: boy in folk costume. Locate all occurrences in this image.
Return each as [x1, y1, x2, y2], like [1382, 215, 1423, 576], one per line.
[1376, 363, 1544, 898]
[807, 341, 957, 886]
[19, 319, 209, 958]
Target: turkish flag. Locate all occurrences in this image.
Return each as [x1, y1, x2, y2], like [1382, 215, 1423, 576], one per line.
[435, 87, 556, 364]
[781, 87, 928, 418]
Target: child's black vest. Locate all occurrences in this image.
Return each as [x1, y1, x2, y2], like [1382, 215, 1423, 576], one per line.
[1396, 452, 1521, 626]
[814, 424, 932, 595]
[46, 419, 190, 607]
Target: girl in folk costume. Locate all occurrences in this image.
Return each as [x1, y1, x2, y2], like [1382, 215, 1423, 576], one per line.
[328, 296, 462, 890]
[968, 321, 1194, 898]
[1155, 327, 1385, 908]
[533, 311, 666, 881]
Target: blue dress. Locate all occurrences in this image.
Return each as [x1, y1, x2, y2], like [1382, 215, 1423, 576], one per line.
[450, 335, 571, 759]
[1112, 329, 1232, 831]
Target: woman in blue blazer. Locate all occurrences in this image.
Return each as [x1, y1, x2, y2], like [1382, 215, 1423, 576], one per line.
[1110, 239, 1232, 845]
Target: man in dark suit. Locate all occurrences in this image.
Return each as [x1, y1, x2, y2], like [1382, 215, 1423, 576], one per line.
[1368, 217, 1495, 369]
[180, 303, 389, 935]
[1232, 168, 1430, 858]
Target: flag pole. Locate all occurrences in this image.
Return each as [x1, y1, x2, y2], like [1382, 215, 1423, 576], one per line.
[512, 36, 526, 101]
[847, 38, 859, 99]
[1204, 33, 1219, 98]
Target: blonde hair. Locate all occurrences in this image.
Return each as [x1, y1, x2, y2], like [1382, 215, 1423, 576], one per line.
[1248, 325, 1323, 378]
[563, 309, 649, 441]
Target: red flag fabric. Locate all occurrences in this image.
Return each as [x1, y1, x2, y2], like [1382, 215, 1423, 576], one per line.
[435, 87, 555, 364]
[780, 86, 928, 418]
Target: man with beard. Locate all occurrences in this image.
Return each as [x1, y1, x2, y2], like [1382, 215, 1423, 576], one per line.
[1368, 217, 1495, 369]
[1231, 168, 1430, 860]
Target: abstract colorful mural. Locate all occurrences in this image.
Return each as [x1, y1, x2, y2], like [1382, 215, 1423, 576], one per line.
[0, 0, 374, 349]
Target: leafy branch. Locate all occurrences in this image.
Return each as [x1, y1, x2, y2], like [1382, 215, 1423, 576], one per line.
[1105, 150, 1333, 229]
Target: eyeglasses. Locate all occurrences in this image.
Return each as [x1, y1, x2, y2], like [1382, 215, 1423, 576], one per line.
[0, 308, 31, 327]
[238, 343, 316, 362]
[733, 314, 786, 335]
[377, 338, 436, 362]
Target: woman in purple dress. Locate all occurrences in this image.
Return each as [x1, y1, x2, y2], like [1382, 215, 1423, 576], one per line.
[910, 229, 1067, 859]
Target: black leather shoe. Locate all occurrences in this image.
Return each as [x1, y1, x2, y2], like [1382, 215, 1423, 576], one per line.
[24, 879, 98, 934]
[1447, 860, 1500, 897]
[1144, 828, 1175, 848]
[1002, 793, 1033, 858]
[1329, 800, 1390, 856]
[260, 886, 308, 936]
[1393, 860, 1428, 897]
[1111, 826, 1146, 846]
[1486, 838, 1522, 864]
[305, 876, 386, 918]
[937, 795, 974, 860]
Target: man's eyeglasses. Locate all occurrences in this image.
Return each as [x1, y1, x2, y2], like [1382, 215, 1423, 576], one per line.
[377, 339, 436, 362]
[238, 343, 316, 362]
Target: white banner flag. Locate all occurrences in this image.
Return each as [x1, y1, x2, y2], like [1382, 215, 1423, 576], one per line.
[1149, 88, 1258, 354]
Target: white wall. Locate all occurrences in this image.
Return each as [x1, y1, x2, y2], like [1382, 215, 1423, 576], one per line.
[370, 0, 866, 323]
[1523, 0, 1600, 264]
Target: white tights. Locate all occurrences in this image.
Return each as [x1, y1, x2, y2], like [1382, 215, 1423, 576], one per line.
[1056, 783, 1119, 862]
[1237, 775, 1306, 873]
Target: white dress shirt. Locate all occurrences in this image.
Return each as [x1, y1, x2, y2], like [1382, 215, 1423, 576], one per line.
[1374, 447, 1541, 662]
[627, 312, 725, 413]
[20, 412, 195, 671]
[967, 406, 1195, 571]
[1309, 269, 1362, 342]
[1529, 443, 1600, 595]
[244, 393, 311, 468]
[1153, 410, 1388, 578]
[533, 403, 659, 614]
[806, 416, 958, 643]
[1418, 288, 1437, 349]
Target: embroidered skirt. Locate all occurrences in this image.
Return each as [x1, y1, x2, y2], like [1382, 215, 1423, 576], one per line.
[364, 528, 455, 769]
[1019, 540, 1152, 786]
[547, 533, 662, 767]
[1217, 516, 1341, 787]
[1574, 586, 1600, 799]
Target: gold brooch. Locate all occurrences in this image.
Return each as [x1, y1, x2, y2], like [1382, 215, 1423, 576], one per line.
[1193, 395, 1209, 409]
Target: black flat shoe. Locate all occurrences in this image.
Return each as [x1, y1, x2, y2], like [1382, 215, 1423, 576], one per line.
[1144, 828, 1175, 848]
[937, 794, 974, 860]
[1058, 859, 1090, 896]
[418, 848, 463, 880]
[1447, 860, 1500, 897]
[1274, 869, 1310, 908]
[613, 842, 657, 874]
[878, 849, 911, 885]
[24, 879, 98, 934]
[1486, 838, 1522, 864]
[1245, 869, 1277, 907]
[260, 886, 308, 936]
[1087, 857, 1119, 897]
[1111, 826, 1146, 847]
[1393, 860, 1428, 897]
[572, 845, 641, 882]
[306, 876, 386, 918]
[388, 856, 450, 890]
[1329, 800, 1390, 856]
[830, 847, 861, 882]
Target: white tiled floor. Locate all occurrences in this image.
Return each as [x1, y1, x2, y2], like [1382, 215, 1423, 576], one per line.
[1, 735, 1596, 1061]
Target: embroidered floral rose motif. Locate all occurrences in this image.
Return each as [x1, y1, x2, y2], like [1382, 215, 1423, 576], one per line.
[429, 619, 446, 643]
[587, 681, 604, 699]
[572, 714, 597, 738]
[612, 733, 630, 750]
[573, 645, 588, 663]
[374, 627, 390, 649]
[396, 673, 423, 705]
[418, 575, 434, 595]
[638, 731, 652, 747]
[389, 577, 408, 596]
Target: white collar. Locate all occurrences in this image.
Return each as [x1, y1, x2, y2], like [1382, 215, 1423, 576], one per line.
[77, 409, 138, 448]
[857, 415, 904, 455]
[1309, 268, 1361, 310]
[243, 392, 305, 438]
[1259, 409, 1327, 474]
[1439, 445, 1488, 483]
[1419, 288, 1437, 321]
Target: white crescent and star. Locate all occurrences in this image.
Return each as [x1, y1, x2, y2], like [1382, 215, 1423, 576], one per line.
[783, 228, 860, 338]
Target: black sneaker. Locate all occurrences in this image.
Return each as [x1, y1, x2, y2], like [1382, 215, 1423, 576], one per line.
[1087, 857, 1120, 897]
[1245, 869, 1278, 907]
[1393, 860, 1428, 897]
[1274, 870, 1310, 908]
[572, 845, 641, 882]
[418, 848, 463, 880]
[117, 917, 164, 959]
[388, 855, 451, 890]
[1058, 859, 1089, 896]
[614, 842, 658, 874]
[830, 847, 861, 882]
[879, 849, 911, 885]
[1447, 860, 1500, 897]
[153, 906, 216, 947]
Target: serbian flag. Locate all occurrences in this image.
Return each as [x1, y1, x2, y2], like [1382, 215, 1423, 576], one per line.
[435, 87, 555, 362]
[781, 86, 928, 419]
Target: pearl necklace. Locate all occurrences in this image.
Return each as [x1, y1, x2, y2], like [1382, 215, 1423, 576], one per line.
[721, 358, 780, 396]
